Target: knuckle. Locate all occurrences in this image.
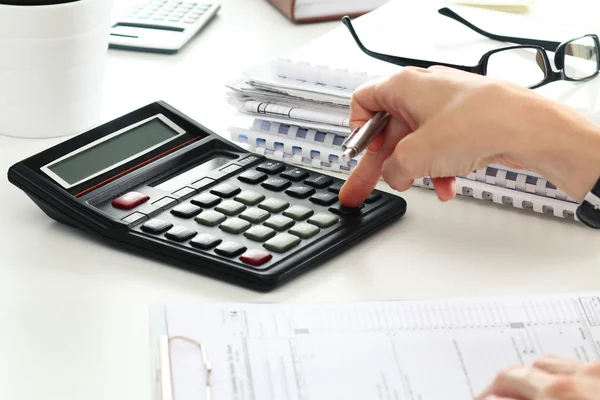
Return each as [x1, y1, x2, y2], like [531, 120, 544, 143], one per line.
[543, 376, 577, 398]
[583, 362, 600, 377]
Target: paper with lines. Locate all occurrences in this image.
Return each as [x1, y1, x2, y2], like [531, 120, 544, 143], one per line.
[163, 293, 600, 400]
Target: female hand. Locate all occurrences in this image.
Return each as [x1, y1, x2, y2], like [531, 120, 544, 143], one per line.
[477, 356, 600, 400]
[338, 66, 600, 207]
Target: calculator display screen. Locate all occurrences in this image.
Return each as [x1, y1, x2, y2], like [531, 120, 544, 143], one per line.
[46, 116, 183, 187]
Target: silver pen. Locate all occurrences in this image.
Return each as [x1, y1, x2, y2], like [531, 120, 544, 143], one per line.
[341, 112, 391, 162]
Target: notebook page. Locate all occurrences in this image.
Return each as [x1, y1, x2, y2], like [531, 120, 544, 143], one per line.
[164, 293, 600, 400]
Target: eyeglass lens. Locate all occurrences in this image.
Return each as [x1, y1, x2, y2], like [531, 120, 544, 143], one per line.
[564, 36, 599, 80]
[485, 47, 548, 88]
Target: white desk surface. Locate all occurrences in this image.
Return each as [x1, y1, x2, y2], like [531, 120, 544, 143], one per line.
[1, 1, 600, 399]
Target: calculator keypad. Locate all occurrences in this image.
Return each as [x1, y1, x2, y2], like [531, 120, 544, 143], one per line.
[119, 156, 386, 270]
[125, 1, 213, 24]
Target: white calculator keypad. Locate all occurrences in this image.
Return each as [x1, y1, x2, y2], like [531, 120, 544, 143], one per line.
[125, 0, 212, 24]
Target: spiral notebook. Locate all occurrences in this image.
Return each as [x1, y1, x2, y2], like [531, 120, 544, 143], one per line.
[228, 118, 580, 219]
[151, 292, 600, 399]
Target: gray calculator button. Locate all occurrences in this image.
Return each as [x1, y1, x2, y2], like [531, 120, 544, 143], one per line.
[264, 215, 295, 231]
[215, 200, 246, 216]
[283, 205, 314, 221]
[215, 241, 247, 258]
[234, 190, 265, 206]
[264, 233, 301, 253]
[289, 223, 320, 239]
[308, 212, 339, 229]
[153, 16, 165, 20]
[258, 198, 289, 213]
[220, 218, 251, 234]
[195, 210, 226, 226]
[244, 225, 276, 242]
[239, 207, 270, 224]
[169, 17, 181, 22]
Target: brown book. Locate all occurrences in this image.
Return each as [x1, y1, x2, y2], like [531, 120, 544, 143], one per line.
[266, 0, 383, 23]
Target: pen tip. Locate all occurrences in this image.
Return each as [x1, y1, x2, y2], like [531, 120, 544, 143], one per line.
[341, 149, 354, 163]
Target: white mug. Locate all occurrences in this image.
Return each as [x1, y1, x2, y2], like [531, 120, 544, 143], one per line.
[0, 0, 113, 138]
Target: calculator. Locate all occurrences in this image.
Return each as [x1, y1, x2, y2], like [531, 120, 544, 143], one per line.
[109, 1, 220, 54]
[8, 101, 407, 291]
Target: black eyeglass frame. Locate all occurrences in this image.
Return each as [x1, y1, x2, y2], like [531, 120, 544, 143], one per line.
[437, 7, 600, 83]
[341, 12, 600, 90]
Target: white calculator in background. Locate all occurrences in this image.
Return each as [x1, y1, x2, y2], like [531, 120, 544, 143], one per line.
[109, 1, 220, 54]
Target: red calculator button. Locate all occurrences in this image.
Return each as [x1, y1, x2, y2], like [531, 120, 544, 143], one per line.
[240, 249, 273, 266]
[112, 192, 149, 210]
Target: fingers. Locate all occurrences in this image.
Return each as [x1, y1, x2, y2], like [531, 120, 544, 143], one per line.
[476, 366, 555, 400]
[339, 117, 412, 207]
[533, 356, 587, 375]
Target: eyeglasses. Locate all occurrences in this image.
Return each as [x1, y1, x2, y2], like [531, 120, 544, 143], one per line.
[341, 8, 600, 90]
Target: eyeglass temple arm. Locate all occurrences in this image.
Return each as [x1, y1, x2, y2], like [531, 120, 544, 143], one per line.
[438, 7, 561, 52]
[341, 16, 475, 72]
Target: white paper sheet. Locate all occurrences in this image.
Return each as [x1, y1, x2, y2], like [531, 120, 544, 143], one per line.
[163, 293, 600, 400]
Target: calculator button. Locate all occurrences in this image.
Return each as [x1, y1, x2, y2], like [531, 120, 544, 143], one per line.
[195, 210, 226, 226]
[191, 192, 221, 208]
[281, 168, 309, 182]
[215, 200, 246, 216]
[234, 190, 265, 206]
[191, 177, 214, 191]
[310, 192, 338, 206]
[239, 207, 270, 224]
[244, 225, 276, 242]
[141, 218, 173, 234]
[283, 205, 314, 221]
[171, 203, 202, 218]
[240, 249, 273, 267]
[165, 226, 197, 242]
[122, 212, 147, 225]
[172, 186, 196, 200]
[112, 192, 149, 210]
[285, 185, 315, 199]
[256, 161, 286, 174]
[329, 204, 364, 217]
[236, 155, 262, 166]
[308, 212, 339, 229]
[152, 196, 177, 210]
[289, 222, 320, 239]
[305, 175, 334, 189]
[238, 170, 267, 184]
[153, 16, 166, 20]
[328, 182, 343, 194]
[169, 17, 181, 22]
[258, 198, 289, 213]
[210, 183, 241, 198]
[190, 233, 222, 250]
[220, 218, 252, 234]
[365, 192, 383, 203]
[264, 233, 301, 253]
[264, 215, 295, 231]
[261, 178, 291, 192]
[214, 241, 247, 258]
[184, 18, 197, 23]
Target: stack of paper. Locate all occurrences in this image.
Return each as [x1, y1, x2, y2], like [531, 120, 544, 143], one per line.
[224, 1, 600, 221]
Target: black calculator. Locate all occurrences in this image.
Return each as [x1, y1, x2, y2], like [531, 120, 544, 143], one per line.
[8, 101, 407, 291]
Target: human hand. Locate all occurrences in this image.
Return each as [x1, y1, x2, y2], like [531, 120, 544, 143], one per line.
[477, 356, 600, 400]
[338, 66, 600, 207]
